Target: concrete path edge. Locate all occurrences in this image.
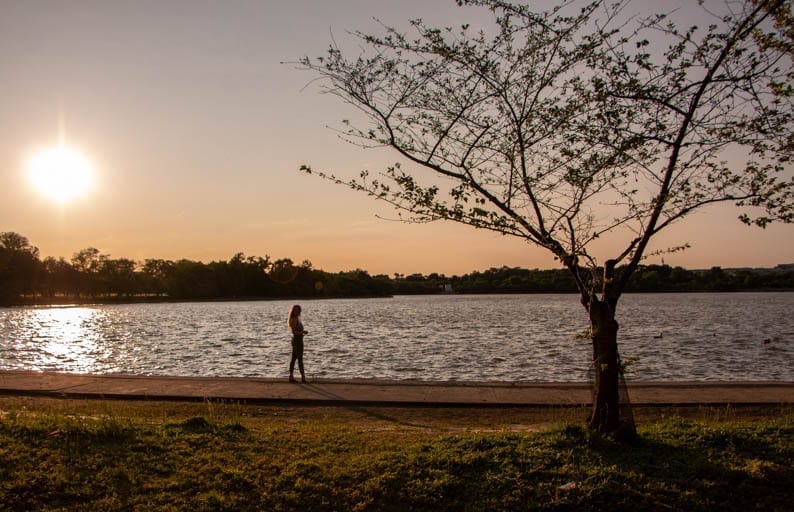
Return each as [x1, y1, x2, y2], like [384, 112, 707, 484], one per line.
[1, 371, 792, 407]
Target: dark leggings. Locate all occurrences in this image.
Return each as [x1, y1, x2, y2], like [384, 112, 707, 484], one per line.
[290, 335, 304, 375]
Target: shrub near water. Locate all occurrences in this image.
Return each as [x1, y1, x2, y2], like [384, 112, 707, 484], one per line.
[0, 402, 792, 511]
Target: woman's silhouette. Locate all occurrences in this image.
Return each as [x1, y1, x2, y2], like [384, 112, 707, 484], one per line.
[287, 304, 308, 383]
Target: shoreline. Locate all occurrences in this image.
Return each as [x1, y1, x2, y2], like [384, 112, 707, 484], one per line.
[4, 288, 794, 308]
[2, 371, 792, 407]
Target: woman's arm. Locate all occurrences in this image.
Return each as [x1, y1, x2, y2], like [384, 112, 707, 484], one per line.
[290, 318, 308, 335]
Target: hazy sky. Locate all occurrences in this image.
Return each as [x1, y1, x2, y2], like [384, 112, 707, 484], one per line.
[2, 0, 792, 275]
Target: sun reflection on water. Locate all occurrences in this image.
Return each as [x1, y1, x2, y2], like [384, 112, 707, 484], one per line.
[25, 307, 105, 373]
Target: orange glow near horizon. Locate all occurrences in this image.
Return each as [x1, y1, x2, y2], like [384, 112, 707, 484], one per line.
[27, 144, 95, 205]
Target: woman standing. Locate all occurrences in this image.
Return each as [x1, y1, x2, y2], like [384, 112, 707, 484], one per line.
[288, 304, 308, 383]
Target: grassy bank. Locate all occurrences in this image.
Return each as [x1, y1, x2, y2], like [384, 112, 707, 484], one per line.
[1, 398, 792, 511]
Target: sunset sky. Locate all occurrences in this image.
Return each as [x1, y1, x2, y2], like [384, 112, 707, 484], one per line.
[2, 0, 792, 275]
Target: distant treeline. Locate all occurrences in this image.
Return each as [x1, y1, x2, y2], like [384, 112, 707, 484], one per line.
[2, 232, 793, 306]
[391, 264, 794, 294]
[0, 232, 391, 306]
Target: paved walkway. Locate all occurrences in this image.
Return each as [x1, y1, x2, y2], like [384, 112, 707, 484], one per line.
[1, 371, 792, 406]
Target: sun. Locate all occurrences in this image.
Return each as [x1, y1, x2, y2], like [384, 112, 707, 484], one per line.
[27, 144, 95, 204]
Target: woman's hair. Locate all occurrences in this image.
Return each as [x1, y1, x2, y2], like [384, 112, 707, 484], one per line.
[287, 304, 301, 327]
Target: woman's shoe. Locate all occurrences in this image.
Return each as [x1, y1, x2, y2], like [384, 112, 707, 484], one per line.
[289, 376, 296, 383]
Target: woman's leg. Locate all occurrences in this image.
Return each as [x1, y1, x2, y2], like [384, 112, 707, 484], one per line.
[296, 336, 306, 382]
[297, 354, 305, 382]
[289, 339, 298, 381]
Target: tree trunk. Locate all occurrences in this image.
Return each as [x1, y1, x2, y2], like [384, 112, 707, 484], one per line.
[589, 299, 620, 433]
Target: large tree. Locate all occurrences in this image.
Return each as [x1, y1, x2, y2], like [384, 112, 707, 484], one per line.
[297, 0, 793, 433]
[0, 232, 41, 305]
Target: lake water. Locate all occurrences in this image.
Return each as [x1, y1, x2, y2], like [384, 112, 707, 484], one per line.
[1, 293, 792, 382]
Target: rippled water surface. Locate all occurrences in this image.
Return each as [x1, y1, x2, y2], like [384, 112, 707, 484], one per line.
[1, 293, 792, 381]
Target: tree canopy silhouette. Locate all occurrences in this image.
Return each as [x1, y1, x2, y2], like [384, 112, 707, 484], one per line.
[297, 0, 793, 432]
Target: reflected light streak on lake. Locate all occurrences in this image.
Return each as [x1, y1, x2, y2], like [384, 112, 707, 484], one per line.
[10, 307, 102, 372]
[1, 293, 793, 381]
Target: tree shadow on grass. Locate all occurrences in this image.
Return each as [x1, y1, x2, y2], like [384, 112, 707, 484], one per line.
[557, 424, 794, 512]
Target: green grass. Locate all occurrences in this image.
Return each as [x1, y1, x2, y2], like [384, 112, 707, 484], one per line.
[1, 397, 792, 511]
